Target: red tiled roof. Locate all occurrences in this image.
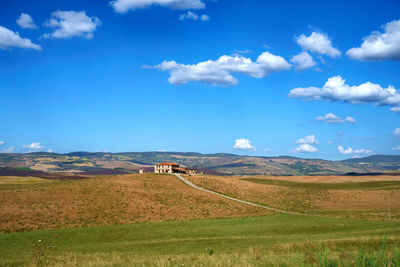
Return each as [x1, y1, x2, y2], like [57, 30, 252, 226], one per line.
[156, 162, 180, 166]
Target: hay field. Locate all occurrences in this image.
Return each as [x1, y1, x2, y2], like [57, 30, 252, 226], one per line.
[187, 175, 400, 220]
[0, 174, 269, 233]
[249, 174, 400, 183]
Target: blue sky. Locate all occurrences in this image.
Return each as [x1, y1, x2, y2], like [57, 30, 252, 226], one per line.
[0, 0, 399, 159]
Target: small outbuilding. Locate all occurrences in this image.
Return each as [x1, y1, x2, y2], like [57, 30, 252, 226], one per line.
[139, 169, 149, 174]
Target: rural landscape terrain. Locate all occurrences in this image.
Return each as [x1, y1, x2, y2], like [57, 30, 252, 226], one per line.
[1, 152, 400, 176]
[1, 152, 400, 266]
[2, 0, 400, 265]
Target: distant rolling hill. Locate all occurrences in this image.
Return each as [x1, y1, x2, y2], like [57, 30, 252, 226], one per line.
[0, 152, 399, 176]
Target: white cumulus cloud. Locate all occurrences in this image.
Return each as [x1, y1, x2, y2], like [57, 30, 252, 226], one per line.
[390, 107, 400, 113]
[316, 113, 356, 124]
[110, 0, 205, 13]
[0, 26, 41, 50]
[148, 51, 291, 86]
[316, 113, 343, 123]
[200, 14, 210, 21]
[43, 11, 101, 40]
[290, 51, 317, 71]
[16, 13, 37, 29]
[294, 144, 318, 153]
[345, 116, 356, 124]
[296, 32, 341, 58]
[392, 146, 400, 151]
[347, 19, 400, 61]
[294, 135, 319, 153]
[289, 75, 400, 112]
[233, 138, 256, 151]
[296, 134, 318, 145]
[0, 141, 4, 146]
[337, 145, 372, 155]
[393, 128, 400, 137]
[179, 11, 209, 21]
[23, 142, 44, 150]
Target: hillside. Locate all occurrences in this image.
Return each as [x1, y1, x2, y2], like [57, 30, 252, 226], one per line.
[0, 174, 267, 233]
[0, 152, 400, 175]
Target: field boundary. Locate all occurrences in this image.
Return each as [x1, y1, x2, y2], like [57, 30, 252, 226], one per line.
[174, 174, 305, 216]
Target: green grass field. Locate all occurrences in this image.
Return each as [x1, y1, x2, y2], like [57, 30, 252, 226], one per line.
[0, 176, 53, 185]
[243, 178, 400, 190]
[1, 214, 400, 266]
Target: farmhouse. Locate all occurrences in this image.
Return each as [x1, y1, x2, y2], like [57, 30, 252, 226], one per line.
[139, 169, 149, 174]
[154, 162, 198, 175]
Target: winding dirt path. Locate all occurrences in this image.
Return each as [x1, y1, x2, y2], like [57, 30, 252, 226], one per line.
[174, 173, 305, 216]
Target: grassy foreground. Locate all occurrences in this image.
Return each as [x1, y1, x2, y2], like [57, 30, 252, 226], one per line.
[0, 176, 53, 185]
[1, 214, 400, 266]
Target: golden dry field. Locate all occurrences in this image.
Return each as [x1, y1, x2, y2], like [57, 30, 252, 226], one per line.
[257, 174, 400, 183]
[0, 174, 269, 233]
[187, 174, 400, 221]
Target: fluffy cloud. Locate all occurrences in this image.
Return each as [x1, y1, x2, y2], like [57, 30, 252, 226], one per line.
[337, 145, 372, 155]
[392, 146, 400, 151]
[294, 144, 318, 153]
[0, 26, 41, 50]
[289, 76, 400, 112]
[110, 0, 205, 13]
[200, 15, 210, 21]
[296, 134, 318, 145]
[43, 11, 101, 39]
[345, 116, 356, 123]
[294, 135, 318, 153]
[179, 11, 209, 21]
[233, 138, 256, 151]
[393, 128, 400, 137]
[347, 19, 400, 61]
[316, 113, 356, 124]
[16, 13, 37, 29]
[290, 51, 317, 71]
[0, 141, 4, 146]
[391, 107, 400, 113]
[23, 142, 44, 149]
[148, 51, 291, 86]
[296, 32, 341, 58]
